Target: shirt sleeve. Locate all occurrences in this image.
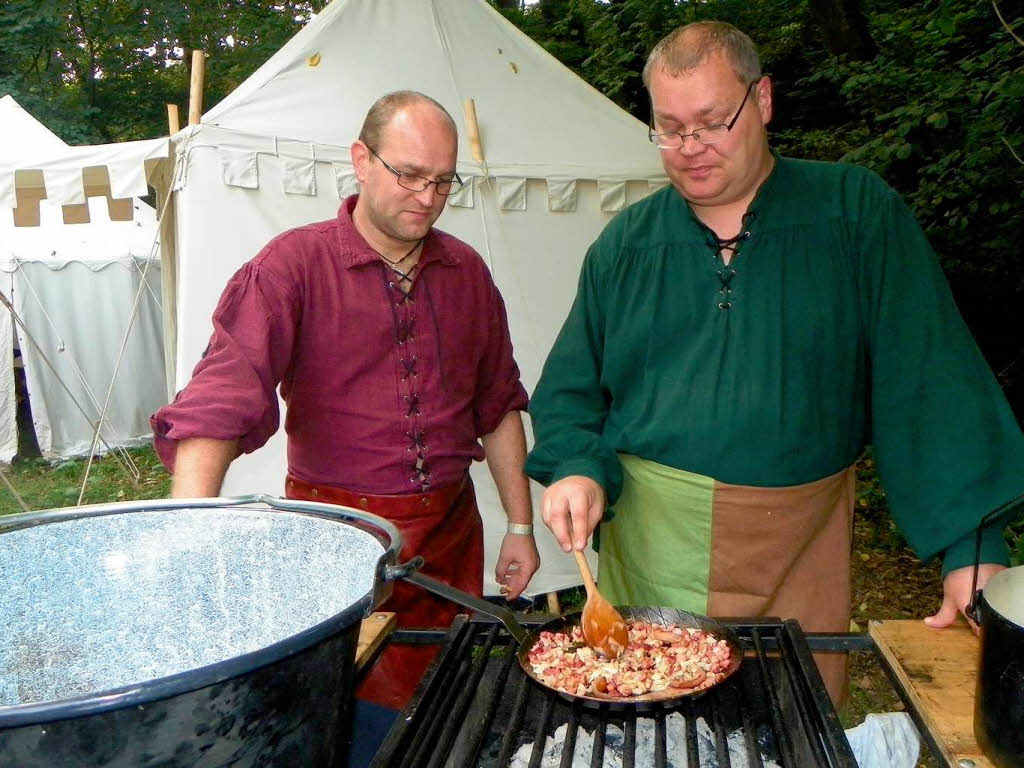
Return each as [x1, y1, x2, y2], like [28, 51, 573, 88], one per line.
[524, 241, 624, 501]
[858, 183, 1024, 575]
[473, 278, 528, 436]
[150, 253, 301, 472]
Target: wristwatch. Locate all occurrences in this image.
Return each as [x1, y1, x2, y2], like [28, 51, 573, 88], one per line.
[506, 522, 534, 535]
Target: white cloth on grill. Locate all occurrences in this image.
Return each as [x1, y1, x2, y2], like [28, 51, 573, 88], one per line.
[844, 712, 920, 768]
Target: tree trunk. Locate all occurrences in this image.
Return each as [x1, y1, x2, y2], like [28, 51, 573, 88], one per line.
[808, 0, 877, 61]
[493, 0, 522, 10]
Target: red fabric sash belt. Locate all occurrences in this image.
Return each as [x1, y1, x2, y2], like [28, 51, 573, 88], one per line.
[285, 473, 484, 709]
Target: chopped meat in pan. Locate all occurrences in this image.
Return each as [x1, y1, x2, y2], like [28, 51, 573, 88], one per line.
[526, 620, 733, 698]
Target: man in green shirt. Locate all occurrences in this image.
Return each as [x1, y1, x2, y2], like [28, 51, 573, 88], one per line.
[525, 21, 1024, 704]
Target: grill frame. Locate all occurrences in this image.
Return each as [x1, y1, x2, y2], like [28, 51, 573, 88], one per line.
[371, 615, 860, 768]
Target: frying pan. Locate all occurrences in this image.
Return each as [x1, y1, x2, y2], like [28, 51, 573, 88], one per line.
[404, 570, 744, 711]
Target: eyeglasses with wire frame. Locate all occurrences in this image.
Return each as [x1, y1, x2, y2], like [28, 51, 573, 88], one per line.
[367, 146, 464, 196]
[648, 81, 758, 150]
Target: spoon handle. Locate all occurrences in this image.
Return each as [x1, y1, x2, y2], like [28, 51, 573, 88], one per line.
[573, 548, 598, 595]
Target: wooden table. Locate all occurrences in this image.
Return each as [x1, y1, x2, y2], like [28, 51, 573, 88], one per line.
[355, 612, 396, 674]
[869, 618, 992, 768]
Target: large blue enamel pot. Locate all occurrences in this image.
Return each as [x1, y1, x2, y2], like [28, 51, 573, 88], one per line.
[0, 495, 404, 767]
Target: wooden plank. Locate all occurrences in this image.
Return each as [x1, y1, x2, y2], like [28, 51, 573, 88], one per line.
[356, 612, 397, 674]
[869, 618, 993, 768]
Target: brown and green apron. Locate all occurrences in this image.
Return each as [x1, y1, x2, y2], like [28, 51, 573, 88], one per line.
[598, 454, 855, 706]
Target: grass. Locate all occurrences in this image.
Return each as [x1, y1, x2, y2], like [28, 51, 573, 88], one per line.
[0, 446, 170, 517]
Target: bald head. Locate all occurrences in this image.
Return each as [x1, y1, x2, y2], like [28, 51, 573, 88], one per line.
[358, 90, 458, 150]
[643, 21, 761, 90]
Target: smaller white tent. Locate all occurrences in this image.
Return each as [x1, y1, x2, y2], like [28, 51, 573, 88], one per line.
[0, 95, 168, 462]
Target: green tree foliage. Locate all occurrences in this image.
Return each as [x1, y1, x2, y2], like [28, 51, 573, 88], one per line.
[0, 0, 328, 143]
[0, 0, 1021, 416]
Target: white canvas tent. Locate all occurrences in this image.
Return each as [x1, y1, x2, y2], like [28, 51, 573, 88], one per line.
[0, 95, 168, 462]
[160, 0, 667, 596]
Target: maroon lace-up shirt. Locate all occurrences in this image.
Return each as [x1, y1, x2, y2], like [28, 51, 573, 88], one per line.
[151, 196, 528, 494]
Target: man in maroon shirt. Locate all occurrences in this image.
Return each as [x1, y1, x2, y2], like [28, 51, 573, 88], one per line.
[151, 91, 539, 716]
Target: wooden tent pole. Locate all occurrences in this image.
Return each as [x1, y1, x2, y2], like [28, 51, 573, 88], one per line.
[463, 98, 485, 166]
[188, 51, 206, 126]
[167, 104, 181, 134]
[546, 592, 561, 616]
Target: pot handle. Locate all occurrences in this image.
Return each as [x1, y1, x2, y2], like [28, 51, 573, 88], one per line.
[966, 490, 1024, 624]
[386, 564, 530, 645]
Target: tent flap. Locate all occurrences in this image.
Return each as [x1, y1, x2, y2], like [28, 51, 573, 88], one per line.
[281, 156, 317, 196]
[220, 148, 259, 189]
[599, 179, 628, 212]
[497, 177, 527, 211]
[109, 159, 152, 200]
[332, 164, 358, 198]
[448, 176, 475, 208]
[43, 166, 86, 206]
[546, 178, 578, 212]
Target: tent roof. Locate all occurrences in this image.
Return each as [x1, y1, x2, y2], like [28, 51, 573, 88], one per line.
[201, 0, 663, 181]
[0, 94, 69, 160]
[0, 94, 168, 211]
[0, 95, 161, 266]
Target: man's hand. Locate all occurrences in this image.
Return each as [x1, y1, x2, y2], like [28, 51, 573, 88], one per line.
[541, 475, 606, 552]
[924, 562, 1006, 633]
[495, 533, 540, 601]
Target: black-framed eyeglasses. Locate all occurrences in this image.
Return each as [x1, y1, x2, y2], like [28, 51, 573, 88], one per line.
[648, 81, 758, 150]
[366, 146, 464, 196]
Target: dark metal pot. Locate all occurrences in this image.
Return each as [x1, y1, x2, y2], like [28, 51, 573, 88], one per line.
[0, 495, 409, 768]
[971, 565, 1024, 768]
[965, 493, 1024, 768]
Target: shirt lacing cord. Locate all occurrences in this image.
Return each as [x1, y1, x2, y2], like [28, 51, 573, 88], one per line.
[405, 428, 431, 489]
[395, 317, 415, 345]
[403, 393, 421, 417]
[399, 355, 418, 381]
[380, 262, 432, 491]
[406, 428, 427, 453]
[707, 211, 756, 311]
[409, 466, 432, 489]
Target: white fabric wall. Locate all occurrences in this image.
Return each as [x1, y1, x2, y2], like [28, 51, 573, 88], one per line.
[13, 258, 165, 459]
[172, 145, 652, 596]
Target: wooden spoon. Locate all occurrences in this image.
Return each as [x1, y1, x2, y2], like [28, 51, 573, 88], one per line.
[573, 548, 629, 659]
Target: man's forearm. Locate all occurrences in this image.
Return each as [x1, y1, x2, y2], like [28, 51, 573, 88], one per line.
[170, 437, 240, 497]
[481, 411, 532, 525]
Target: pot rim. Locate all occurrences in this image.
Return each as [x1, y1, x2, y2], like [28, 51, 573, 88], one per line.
[0, 495, 400, 729]
[981, 565, 1024, 630]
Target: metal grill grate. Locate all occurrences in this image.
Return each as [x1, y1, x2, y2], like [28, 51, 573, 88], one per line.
[372, 616, 857, 768]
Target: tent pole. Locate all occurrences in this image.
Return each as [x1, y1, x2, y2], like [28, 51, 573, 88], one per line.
[546, 592, 561, 616]
[188, 51, 206, 126]
[0, 465, 30, 513]
[463, 98, 485, 166]
[167, 104, 181, 134]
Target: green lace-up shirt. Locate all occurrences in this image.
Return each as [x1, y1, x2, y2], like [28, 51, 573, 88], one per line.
[526, 155, 1024, 574]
